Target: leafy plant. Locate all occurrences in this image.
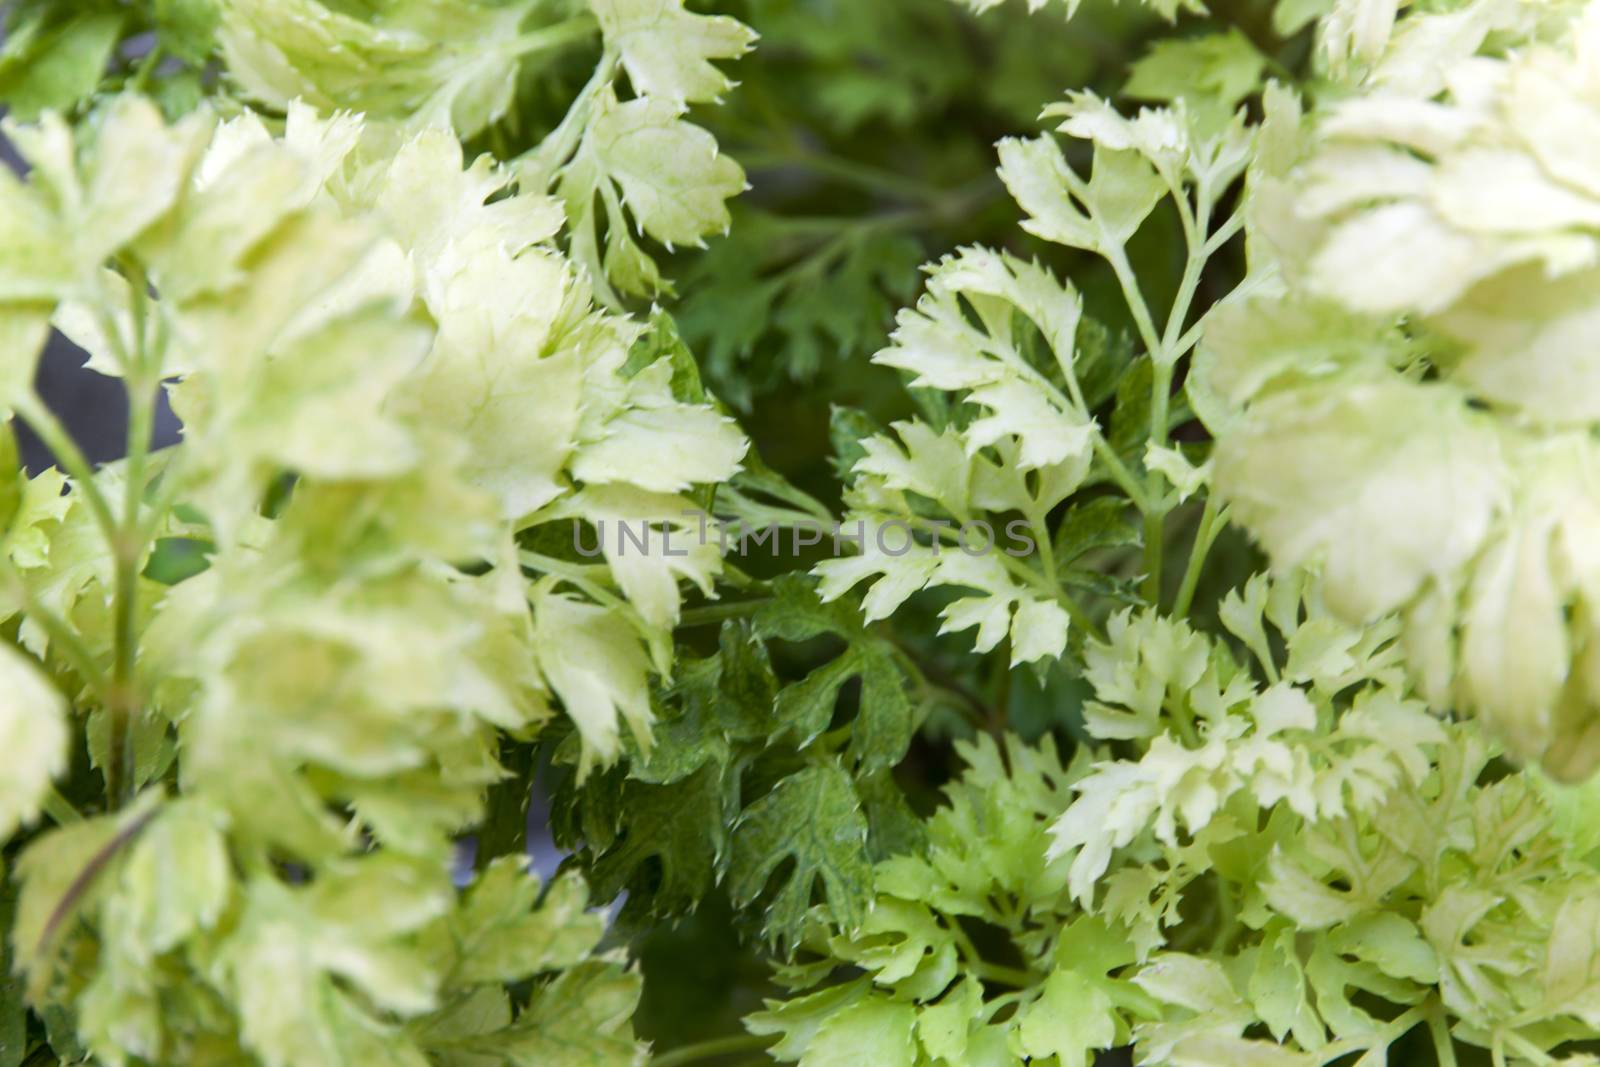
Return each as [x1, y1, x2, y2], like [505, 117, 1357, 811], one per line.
[1, 0, 1599, 1066]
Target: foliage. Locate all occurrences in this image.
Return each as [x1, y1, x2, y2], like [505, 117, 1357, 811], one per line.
[1, 0, 1599, 1066]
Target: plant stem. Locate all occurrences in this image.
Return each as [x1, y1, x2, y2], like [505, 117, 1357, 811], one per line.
[13, 396, 117, 539]
[509, 14, 598, 59]
[1141, 184, 1214, 607]
[105, 264, 160, 810]
[992, 543, 1102, 641]
[651, 1034, 775, 1067]
[717, 491, 834, 536]
[884, 633, 991, 731]
[1104, 245, 1163, 362]
[1031, 513, 1057, 584]
[971, 960, 1037, 988]
[1171, 496, 1224, 618]
[1091, 435, 1150, 511]
[1500, 1031, 1555, 1065]
[1426, 998, 1459, 1067]
[518, 48, 617, 190]
[520, 550, 631, 614]
[130, 45, 164, 94]
[677, 599, 772, 628]
[41, 785, 81, 826]
[1141, 503, 1166, 605]
[106, 527, 141, 808]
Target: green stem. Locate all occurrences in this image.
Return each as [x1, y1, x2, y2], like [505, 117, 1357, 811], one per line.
[1092, 436, 1151, 512]
[1104, 245, 1163, 361]
[1166, 692, 1200, 748]
[41, 785, 81, 826]
[1140, 507, 1166, 605]
[520, 550, 631, 614]
[987, 636, 1012, 738]
[718, 491, 834, 535]
[1500, 1031, 1554, 1065]
[651, 1034, 775, 1067]
[13, 396, 117, 540]
[130, 45, 164, 94]
[1426, 998, 1459, 1067]
[518, 48, 617, 191]
[1315, 1006, 1424, 1066]
[134, 447, 186, 548]
[677, 599, 772, 628]
[991, 540, 1103, 642]
[1204, 206, 1246, 256]
[509, 14, 598, 59]
[1141, 184, 1214, 607]
[971, 961, 1037, 989]
[1171, 496, 1224, 618]
[884, 635, 990, 731]
[766, 485, 834, 527]
[106, 512, 142, 809]
[104, 263, 163, 810]
[1141, 386, 1172, 606]
[1031, 513, 1057, 584]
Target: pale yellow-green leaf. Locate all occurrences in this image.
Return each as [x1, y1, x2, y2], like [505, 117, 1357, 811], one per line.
[590, 0, 755, 105]
[1214, 381, 1506, 621]
[531, 583, 655, 776]
[0, 640, 69, 842]
[586, 92, 747, 249]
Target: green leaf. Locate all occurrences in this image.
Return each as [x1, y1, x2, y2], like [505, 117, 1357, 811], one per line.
[591, 0, 756, 106]
[590, 764, 732, 915]
[622, 310, 714, 407]
[447, 861, 606, 986]
[729, 763, 872, 950]
[584, 91, 747, 249]
[154, 0, 221, 64]
[532, 585, 656, 778]
[1053, 495, 1140, 566]
[1125, 30, 1266, 114]
[828, 406, 888, 483]
[1214, 381, 1505, 621]
[0, 8, 124, 120]
[217, 0, 544, 137]
[754, 578, 914, 771]
[492, 962, 645, 1066]
[0, 640, 68, 842]
[1017, 968, 1118, 1067]
[14, 798, 160, 999]
[797, 996, 917, 1067]
[110, 798, 231, 957]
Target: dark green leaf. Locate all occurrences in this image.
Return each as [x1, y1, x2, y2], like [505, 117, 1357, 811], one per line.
[756, 576, 915, 771]
[828, 405, 886, 484]
[1052, 496, 1139, 567]
[1109, 354, 1155, 457]
[589, 765, 733, 915]
[729, 762, 872, 951]
[1074, 316, 1137, 412]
